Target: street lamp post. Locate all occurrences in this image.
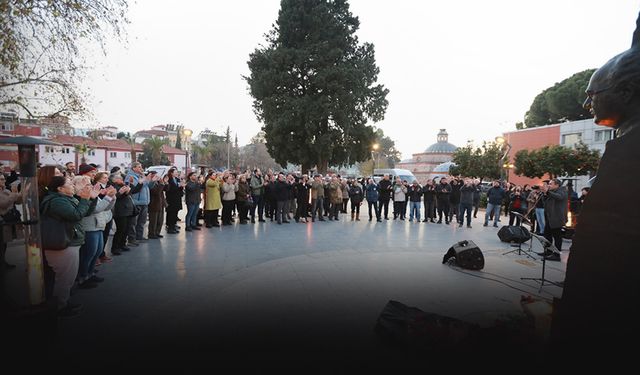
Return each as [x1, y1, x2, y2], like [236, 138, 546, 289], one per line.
[0, 136, 62, 306]
[495, 135, 512, 182]
[0, 136, 62, 347]
[182, 128, 192, 172]
[0, 137, 60, 306]
[372, 143, 380, 172]
[503, 162, 515, 183]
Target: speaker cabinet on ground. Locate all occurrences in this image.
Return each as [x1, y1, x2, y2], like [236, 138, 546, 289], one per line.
[442, 240, 484, 270]
[497, 225, 531, 244]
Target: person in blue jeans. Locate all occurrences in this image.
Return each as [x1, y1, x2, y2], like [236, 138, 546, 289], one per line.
[484, 180, 506, 227]
[365, 179, 381, 222]
[407, 180, 422, 222]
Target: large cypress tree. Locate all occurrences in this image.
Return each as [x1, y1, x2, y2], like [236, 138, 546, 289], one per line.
[523, 69, 595, 128]
[245, 0, 389, 173]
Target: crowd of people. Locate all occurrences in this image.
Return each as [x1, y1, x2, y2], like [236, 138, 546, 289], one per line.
[0, 161, 586, 318]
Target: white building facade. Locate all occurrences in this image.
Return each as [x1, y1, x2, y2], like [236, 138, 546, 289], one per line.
[559, 118, 612, 189]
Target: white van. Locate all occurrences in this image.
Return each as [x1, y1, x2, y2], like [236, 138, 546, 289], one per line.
[145, 165, 174, 178]
[373, 168, 417, 183]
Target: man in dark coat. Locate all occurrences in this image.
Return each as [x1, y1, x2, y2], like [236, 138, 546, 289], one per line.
[540, 178, 567, 260]
[377, 175, 393, 220]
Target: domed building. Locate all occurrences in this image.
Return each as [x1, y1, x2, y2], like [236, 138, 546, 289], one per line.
[397, 129, 458, 182]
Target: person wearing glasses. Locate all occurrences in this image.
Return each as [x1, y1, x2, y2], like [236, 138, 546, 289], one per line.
[552, 15, 640, 350]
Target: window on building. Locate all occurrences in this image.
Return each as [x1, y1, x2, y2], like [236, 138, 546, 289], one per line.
[594, 129, 614, 142]
[88, 150, 95, 156]
[62, 148, 70, 154]
[561, 133, 582, 146]
[110, 152, 117, 158]
[1, 123, 14, 131]
[124, 152, 131, 158]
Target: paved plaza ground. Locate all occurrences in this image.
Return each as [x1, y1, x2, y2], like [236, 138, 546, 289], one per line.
[3, 208, 567, 363]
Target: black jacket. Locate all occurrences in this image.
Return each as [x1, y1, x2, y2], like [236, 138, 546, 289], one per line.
[435, 183, 451, 201]
[378, 179, 393, 200]
[348, 184, 364, 204]
[407, 185, 422, 202]
[273, 180, 290, 202]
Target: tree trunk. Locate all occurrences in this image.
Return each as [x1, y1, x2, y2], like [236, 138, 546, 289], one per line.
[301, 162, 313, 175]
[317, 159, 328, 175]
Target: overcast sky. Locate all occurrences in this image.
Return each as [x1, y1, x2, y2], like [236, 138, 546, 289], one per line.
[81, 0, 639, 159]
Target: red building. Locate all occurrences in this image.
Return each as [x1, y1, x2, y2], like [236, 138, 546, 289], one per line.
[502, 124, 561, 186]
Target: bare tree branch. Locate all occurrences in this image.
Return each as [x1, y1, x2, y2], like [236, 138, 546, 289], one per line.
[0, 0, 129, 118]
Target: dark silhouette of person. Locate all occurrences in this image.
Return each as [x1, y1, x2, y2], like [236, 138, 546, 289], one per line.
[551, 11, 640, 353]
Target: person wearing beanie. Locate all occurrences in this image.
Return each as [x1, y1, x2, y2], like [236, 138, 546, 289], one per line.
[110, 166, 122, 176]
[78, 163, 97, 179]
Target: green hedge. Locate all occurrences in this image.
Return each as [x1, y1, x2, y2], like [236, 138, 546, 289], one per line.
[479, 193, 488, 208]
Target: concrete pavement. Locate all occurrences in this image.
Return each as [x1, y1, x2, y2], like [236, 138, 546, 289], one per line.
[2, 209, 567, 363]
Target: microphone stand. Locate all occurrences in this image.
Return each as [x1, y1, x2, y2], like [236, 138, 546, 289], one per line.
[502, 211, 536, 260]
[521, 233, 563, 292]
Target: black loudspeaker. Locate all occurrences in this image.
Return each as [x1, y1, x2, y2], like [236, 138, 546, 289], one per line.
[497, 225, 531, 244]
[442, 240, 484, 270]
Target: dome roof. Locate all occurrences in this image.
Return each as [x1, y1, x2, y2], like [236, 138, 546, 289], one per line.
[424, 128, 457, 154]
[425, 142, 458, 153]
[433, 161, 456, 173]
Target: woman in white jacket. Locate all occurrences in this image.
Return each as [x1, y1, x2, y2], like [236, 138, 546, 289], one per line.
[76, 176, 117, 289]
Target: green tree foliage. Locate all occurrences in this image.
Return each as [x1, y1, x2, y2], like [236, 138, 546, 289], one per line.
[449, 143, 474, 177]
[246, 0, 389, 174]
[513, 148, 548, 179]
[564, 142, 601, 177]
[142, 137, 169, 166]
[373, 128, 400, 168]
[116, 132, 130, 139]
[0, 0, 129, 118]
[523, 69, 595, 128]
[175, 131, 182, 150]
[240, 132, 282, 172]
[74, 143, 93, 164]
[191, 131, 230, 169]
[355, 128, 397, 176]
[124, 136, 137, 163]
[137, 144, 170, 168]
[514, 142, 600, 179]
[450, 141, 502, 181]
[357, 156, 390, 177]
